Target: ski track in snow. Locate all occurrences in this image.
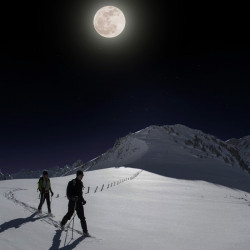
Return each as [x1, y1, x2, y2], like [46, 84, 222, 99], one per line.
[3, 188, 102, 240]
[2, 168, 250, 250]
[2, 169, 143, 242]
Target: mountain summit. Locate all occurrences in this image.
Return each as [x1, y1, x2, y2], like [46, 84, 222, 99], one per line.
[74, 124, 250, 192]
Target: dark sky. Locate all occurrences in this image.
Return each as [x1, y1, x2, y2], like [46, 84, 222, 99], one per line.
[0, 0, 249, 174]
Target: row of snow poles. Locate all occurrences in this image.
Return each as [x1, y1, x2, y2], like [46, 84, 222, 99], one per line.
[84, 170, 143, 194]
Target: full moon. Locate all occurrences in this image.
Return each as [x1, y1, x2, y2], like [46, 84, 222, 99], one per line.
[93, 6, 126, 38]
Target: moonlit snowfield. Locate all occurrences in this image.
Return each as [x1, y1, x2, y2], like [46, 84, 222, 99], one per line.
[1, 167, 250, 250]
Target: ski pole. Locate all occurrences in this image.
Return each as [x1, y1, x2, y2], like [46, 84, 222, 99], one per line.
[64, 200, 77, 246]
[64, 224, 69, 247]
[71, 200, 77, 239]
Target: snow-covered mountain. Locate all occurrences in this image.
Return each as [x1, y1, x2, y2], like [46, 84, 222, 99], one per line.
[0, 169, 11, 180]
[227, 136, 250, 166]
[0, 169, 6, 180]
[70, 124, 250, 192]
[80, 124, 249, 171]
[10, 160, 85, 179]
[5, 124, 250, 193]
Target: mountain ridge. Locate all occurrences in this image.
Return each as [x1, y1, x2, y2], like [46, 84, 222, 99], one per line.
[2, 124, 250, 189]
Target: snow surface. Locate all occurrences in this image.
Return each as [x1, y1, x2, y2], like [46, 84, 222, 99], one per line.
[1, 167, 250, 250]
[1, 124, 250, 249]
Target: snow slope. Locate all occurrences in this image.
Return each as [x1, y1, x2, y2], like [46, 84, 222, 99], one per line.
[1, 167, 250, 250]
[227, 136, 250, 166]
[72, 125, 250, 192]
[7, 124, 249, 187]
[1, 124, 250, 249]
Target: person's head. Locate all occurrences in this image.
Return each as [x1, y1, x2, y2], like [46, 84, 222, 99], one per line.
[43, 170, 48, 179]
[76, 170, 84, 180]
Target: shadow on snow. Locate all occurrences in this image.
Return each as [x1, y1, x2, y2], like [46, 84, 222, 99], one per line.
[49, 229, 84, 250]
[0, 212, 43, 233]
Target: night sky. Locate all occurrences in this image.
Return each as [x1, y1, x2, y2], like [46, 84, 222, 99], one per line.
[0, 0, 249, 174]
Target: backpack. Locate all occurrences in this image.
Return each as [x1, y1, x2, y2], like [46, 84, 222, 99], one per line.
[37, 177, 43, 192]
[38, 176, 50, 192]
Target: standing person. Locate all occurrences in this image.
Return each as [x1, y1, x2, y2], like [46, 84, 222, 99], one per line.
[60, 170, 90, 237]
[38, 170, 54, 215]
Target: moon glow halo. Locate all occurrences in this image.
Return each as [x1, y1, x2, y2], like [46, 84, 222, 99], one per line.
[93, 6, 126, 38]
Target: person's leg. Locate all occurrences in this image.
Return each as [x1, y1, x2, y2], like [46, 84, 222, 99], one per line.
[76, 203, 88, 233]
[38, 193, 45, 210]
[45, 193, 51, 213]
[61, 201, 75, 226]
